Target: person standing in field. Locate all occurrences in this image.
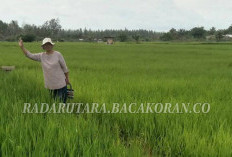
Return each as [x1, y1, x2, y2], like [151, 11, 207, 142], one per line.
[18, 37, 70, 103]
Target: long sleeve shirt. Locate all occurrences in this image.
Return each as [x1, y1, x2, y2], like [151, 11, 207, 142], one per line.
[25, 50, 69, 90]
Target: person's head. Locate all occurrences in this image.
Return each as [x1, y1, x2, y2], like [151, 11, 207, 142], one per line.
[41, 38, 55, 52]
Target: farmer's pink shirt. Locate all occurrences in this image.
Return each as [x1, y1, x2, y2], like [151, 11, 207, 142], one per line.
[25, 51, 69, 90]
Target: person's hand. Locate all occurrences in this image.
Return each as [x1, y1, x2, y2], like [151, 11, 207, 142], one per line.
[18, 37, 24, 48]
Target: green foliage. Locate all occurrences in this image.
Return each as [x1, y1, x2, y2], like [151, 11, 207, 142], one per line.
[1, 19, 232, 42]
[190, 27, 206, 39]
[209, 27, 216, 35]
[0, 42, 231, 156]
[20, 34, 36, 42]
[41, 18, 61, 39]
[132, 34, 140, 43]
[215, 31, 223, 41]
[160, 28, 184, 41]
[118, 33, 128, 42]
[160, 32, 173, 41]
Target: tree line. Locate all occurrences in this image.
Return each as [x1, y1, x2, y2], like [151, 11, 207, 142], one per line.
[0, 18, 232, 42]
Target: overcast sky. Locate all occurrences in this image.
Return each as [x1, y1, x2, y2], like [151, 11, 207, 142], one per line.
[1, 0, 232, 32]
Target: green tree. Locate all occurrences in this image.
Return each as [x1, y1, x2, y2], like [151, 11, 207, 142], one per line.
[0, 20, 8, 40]
[41, 18, 61, 40]
[132, 34, 140, 43]
[215, 31, 223, 41]
[118, 33, 128, 42]
[19, 34, 36, 42]
[209, 27, 216, 35]
[160, 32, 173, 41]
[169, 28, 178, 39]
[177, 29, 189, 40]
[225, 25, 232, 34]
[190, 27, 206, 39]
[7, 20, 21, 36]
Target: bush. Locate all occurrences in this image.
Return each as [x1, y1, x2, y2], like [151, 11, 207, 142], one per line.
[58, 39, 65, 42]
[160, 33, 173, 41]
[118, 34, 128, 42]
[20, 34, 36, 42]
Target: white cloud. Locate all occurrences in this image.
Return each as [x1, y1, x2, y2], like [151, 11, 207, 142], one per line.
[173, 0, 232, 29]
[0, 0, 232, 31]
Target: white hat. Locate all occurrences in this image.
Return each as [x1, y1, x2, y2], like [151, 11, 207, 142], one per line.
[41, 38, 55, 46]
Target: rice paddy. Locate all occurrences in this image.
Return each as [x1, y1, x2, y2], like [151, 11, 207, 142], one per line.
[0, 42, 231, 156]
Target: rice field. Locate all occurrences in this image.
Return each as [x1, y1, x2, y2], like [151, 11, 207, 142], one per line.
[0, 41, 231, 156]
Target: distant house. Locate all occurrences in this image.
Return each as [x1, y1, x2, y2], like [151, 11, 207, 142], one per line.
[206, 35, 215, 40]
[104, 36, 115, 44]
[224, 34, 232, 38]
[206, 34, 232, 41]
[223, 34, 232, 39]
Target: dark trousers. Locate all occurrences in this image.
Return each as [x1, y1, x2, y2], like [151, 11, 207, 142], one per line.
[49, 85, 67, 103]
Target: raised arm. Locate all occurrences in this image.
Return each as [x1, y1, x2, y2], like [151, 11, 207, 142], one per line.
[18, 38, 41, 62]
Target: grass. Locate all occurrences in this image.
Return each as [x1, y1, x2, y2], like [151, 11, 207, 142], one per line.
[0, 41, 232, 156]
